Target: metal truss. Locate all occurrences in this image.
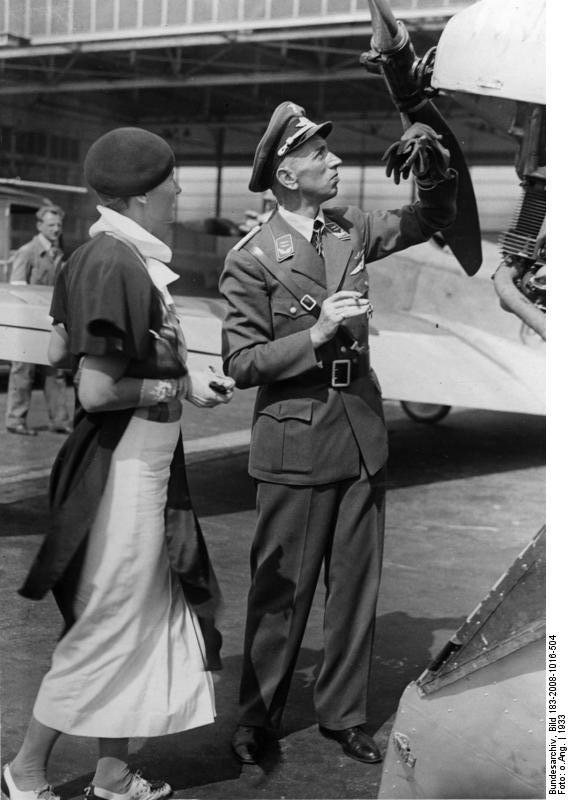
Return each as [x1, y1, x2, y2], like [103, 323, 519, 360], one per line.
[0, 1, 473, 95]
[0, 0, 514, 168]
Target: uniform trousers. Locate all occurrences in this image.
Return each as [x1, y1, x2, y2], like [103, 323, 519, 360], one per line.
[238, 463, 385, 732]
[5, 361, 70, 428]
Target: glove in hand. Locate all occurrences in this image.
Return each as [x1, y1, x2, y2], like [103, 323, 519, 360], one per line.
[383, 122, 451, 187]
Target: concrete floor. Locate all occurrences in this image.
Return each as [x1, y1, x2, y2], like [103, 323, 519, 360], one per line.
[0, 384, 545, 799]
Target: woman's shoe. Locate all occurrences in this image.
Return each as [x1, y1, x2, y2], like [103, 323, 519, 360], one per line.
[6, 424, 37, 437]
[84, 773, 172, 800]
[1, 765, 60, 800]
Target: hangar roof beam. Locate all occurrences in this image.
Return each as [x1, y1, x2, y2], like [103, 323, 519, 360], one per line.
[0, 2, 468, 58]
[0, 65, 375, 95]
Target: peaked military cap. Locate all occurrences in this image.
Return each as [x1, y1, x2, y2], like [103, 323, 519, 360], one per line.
[84, 127, 175, 197]
[249, 102, 333, 193]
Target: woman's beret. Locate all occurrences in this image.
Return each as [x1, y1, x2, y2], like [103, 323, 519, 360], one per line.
[84, 127, 175, 196]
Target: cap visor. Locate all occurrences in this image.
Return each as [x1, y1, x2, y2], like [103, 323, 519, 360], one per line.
[315, 121, 333, 139]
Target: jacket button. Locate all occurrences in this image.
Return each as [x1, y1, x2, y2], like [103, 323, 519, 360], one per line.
[340, 346, 347, 353]
[290, 306, 297, 314]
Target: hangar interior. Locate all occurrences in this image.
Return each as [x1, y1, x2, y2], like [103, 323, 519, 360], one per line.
[0, 0, 519, 288]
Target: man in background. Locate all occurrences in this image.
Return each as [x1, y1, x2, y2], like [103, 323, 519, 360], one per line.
[5, 204, 72, 436]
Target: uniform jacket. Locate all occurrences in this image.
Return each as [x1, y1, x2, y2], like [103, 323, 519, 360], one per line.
[220, 177, 457, 485]
[10, 234, 64, 285]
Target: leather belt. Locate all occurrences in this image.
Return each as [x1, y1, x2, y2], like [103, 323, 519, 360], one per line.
[319, 353, 370, 388]
[134, 400, 182, 422]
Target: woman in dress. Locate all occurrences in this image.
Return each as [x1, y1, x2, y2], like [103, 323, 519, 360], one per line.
[2, 128, 234, 800]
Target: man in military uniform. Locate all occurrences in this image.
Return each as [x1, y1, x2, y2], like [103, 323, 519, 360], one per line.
[220, 102, 457, 765]
[6, 204, 72, 436]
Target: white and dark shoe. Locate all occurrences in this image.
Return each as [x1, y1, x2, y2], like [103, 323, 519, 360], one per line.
[6, 424, 37, 437]
[1, 765, 60, 800]
[83, 772, 172, 800]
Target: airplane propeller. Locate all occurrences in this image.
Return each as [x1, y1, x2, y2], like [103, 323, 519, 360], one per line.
[361, 0, 482, 276]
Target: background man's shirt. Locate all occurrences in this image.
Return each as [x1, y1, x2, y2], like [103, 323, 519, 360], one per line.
[10, 233, 64, 286]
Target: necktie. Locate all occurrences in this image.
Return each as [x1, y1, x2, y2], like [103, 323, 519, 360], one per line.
[311, 219, 324, 257]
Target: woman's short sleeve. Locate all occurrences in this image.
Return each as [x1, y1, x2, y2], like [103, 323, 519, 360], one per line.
[50, 269, 68, 327]
[55, 235, 159, 360]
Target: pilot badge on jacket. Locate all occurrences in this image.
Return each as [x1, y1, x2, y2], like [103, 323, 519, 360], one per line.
[350, 249, 365, 276]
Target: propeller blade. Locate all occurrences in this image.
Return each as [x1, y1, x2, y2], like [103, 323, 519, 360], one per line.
[406, 102, 482, 275]
[367, 0, 401, 49]
[364, 0, 483, 275]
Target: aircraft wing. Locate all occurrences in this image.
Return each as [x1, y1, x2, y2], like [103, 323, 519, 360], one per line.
[366, 238, 545, 415]
[370, 312, 544, 415]
[0, 285, 55, 366]
[0, 285, 225, 371]
[0, 240, 545, 417]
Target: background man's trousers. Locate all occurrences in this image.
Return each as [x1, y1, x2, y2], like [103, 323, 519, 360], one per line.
[5, 362, 70, 429]
[238, 465, 386, 732]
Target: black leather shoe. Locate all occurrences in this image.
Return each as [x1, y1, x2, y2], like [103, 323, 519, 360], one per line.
[6, 424, 37, 436]
[231, 725, 265, 765]
[319, 725, 382, 764]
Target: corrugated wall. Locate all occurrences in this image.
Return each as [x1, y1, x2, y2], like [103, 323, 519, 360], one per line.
[1, 0, 467, 39]
[177, 164, 521, 234]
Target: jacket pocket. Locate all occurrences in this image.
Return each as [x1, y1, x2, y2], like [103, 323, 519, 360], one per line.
[252, 399, 313, 474]
[271, 297, 313, 336]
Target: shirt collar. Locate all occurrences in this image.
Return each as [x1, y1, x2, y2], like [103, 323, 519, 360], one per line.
[278, 205, 325, 242]
[37, 233, 53, 253]
[89, 206, 179, 293]
[89, 206, 173, 264]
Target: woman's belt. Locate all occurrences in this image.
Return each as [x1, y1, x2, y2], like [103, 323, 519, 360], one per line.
[134, 399, 182, 422]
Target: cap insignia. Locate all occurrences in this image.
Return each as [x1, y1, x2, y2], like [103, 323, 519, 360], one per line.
[277, 117, 316, 158]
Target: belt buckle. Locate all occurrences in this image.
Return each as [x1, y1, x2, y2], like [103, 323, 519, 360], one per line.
[331, 359, 351, 388]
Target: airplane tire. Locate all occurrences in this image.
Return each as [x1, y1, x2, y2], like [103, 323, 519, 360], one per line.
[400, 401, 452, 424]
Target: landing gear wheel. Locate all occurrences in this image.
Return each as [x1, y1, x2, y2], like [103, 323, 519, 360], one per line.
[400, 401, 452, 424]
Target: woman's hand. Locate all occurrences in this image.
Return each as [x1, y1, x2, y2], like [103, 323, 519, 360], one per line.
[76, 355, 237, 414]
[184, 368, 235, 407]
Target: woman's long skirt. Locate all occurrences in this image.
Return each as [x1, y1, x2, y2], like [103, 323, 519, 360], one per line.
[33, 413, 215, 737]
